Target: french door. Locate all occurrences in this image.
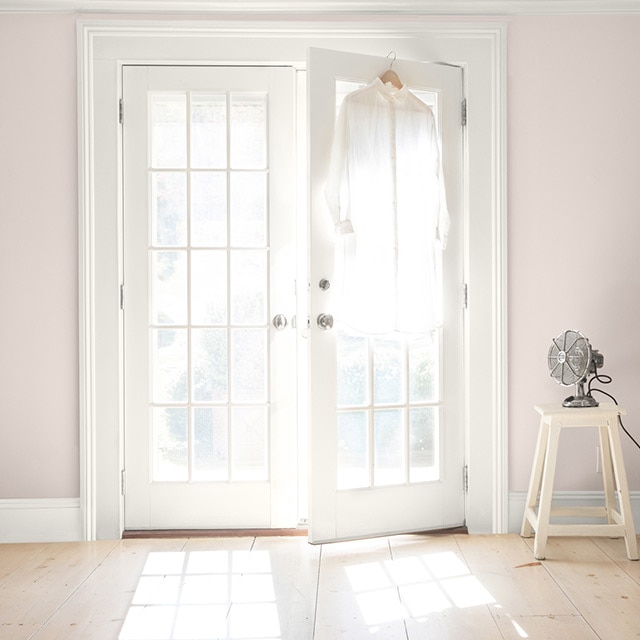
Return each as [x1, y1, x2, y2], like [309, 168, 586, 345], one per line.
[122, 51, 464, 536]
[307, 49, 465, 543]
[122, 66, 298, 529]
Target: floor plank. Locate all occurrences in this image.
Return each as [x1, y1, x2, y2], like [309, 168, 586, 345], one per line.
[456, 534, 600, 639]
[492, 613, 600, 640]
[315, 536, 409, 639]
[455, 534, 578, 616]
[2, 534, 639, 639]
[28, 538, 187, 640]
[251, 537, 320, 640]
[120, 536, 253, 640]
[0, 540, 118, 640]
[0, 543, 49, 586]
[592, 535, 640, 583]
[389, 534, 505, 639]
[525, 536, 640, 640]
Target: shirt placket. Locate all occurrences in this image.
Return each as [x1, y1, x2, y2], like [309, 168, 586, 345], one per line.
[389, 96, 399, 327]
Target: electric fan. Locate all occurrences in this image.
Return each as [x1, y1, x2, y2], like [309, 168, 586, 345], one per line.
[548, 329, 604, 408]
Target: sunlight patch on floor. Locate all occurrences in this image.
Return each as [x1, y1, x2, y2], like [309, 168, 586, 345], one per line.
[345, 549, 498, 630]
[118, 549, 280, 640]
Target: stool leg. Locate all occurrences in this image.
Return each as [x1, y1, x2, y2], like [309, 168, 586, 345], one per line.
[533, 421, 561, 561]
[606, 420, 639, 560]
[521, 419, 549, 538]
[599, 425, 616, 525]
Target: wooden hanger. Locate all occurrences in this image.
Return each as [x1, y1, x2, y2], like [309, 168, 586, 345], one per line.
[379, 51, 403, 89]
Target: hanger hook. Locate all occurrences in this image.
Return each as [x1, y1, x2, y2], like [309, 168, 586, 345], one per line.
[387, 51, 397, 70]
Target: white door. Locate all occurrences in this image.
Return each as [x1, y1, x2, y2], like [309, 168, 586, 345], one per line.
[123, 65, 298, 529]
[308, 49, 465, 543]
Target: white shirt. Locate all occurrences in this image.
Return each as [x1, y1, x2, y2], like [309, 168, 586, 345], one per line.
[325, 77, 449, 335]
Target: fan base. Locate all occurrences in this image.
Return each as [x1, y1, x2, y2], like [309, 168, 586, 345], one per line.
[562, 395, 599, 408]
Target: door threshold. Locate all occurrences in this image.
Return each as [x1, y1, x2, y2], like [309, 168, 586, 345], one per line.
[123, 528, 309, 539]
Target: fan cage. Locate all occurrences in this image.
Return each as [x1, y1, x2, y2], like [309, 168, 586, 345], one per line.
[548, 329, 592, 387]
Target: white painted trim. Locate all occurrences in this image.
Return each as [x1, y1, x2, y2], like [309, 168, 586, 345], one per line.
[509, 490, 640, 533]
[78, 18, 507, 538]
[494, 24, 509, 534]
[4, 0, 640, 16]
[77, 21, 96, 544]
[0, 499, 83, 543]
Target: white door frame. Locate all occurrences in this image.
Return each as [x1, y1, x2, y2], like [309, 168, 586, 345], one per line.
[77, 18, 507, 540]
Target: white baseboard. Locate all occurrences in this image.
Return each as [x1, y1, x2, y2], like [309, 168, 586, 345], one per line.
[0, 498, 83, 543]
[2, 493, 637, 542]
[509, 491, 640, 534]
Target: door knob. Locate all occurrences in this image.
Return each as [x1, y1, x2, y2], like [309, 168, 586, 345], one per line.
[317, 313, 334, 330]
[272, 314, 288, 330]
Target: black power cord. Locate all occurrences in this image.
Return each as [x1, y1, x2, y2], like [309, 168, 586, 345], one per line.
[587, 372, 640, 451]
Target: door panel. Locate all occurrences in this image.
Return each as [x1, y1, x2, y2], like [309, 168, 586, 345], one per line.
[308, 48, 464, 543]
[123, 65, 297, 530]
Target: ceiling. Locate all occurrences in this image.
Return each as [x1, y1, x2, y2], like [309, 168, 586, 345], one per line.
[2, 0, 640, 15]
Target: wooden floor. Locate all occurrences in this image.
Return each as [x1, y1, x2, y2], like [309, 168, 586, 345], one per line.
[1, 533, 639, 639]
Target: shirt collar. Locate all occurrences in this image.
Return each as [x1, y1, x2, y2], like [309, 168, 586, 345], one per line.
[372, 76, 409, 100]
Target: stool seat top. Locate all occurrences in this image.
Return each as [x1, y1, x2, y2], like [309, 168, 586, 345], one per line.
[534, 402, 626, 417]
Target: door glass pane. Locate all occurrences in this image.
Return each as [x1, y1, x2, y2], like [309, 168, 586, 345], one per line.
[230, 250, 267, 325]
[337, 332, 368, 407]
[231, 329, 267, 403]
[191, 251, 227, 326]
[152, 329, 188, 403]
[230, 173, 267, 247]
[232, 407, 268, 481]
[151, 251, 187, 325]
[153, 407, 188, 481]
[230, 94, 266, 169]
[409, 407, 439, 482]
[151, 94, 187, 168]
[409, 332, 439, 403]
[191, 172, 227, 247]
[192, 328, 228, 403]
[151, 172, 187, 247]
[193, 407, 228, 481]
[373, 338, 404, 405]
[337, 410, 368, 490]
[191, 94, 227, 169]
[374, 409, 405, 486]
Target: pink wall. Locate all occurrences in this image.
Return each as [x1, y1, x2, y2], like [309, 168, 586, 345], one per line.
[1, 11, 640, 502]
[0, 14, 79, 498]
[508, 15, 640, 492]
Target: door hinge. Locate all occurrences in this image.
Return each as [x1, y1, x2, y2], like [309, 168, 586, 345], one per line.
[119, 98, 124, 125]
[463, 283, 468, 309]
[463, 465, 469, 493]
[120, 284, 125, 310]
[461, 98, 467, 127]
[121, 469, 126, 496]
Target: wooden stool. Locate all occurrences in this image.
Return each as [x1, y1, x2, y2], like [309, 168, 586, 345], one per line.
[521, 403, 638, 561]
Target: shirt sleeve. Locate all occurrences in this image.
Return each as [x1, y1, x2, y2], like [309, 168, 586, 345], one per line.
[325, 97, 355, 235]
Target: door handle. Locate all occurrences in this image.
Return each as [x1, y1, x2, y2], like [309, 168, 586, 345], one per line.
[317, 313, 334, 330]
[272, 314, 288, 330]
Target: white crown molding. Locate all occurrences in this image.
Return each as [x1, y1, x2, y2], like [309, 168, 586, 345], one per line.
[3, 0, 640, 15]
